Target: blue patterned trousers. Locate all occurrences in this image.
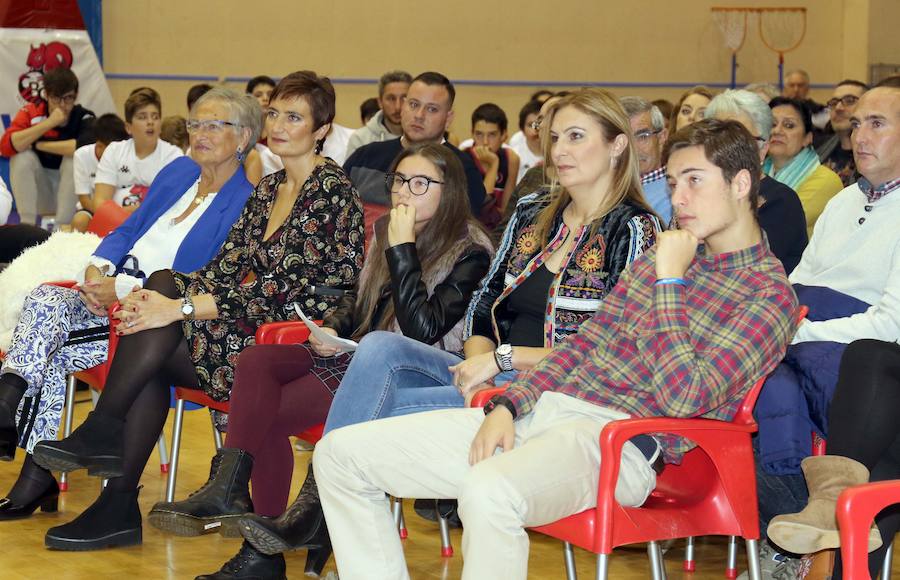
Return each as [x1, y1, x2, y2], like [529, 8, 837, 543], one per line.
[1, 285, 110, 453]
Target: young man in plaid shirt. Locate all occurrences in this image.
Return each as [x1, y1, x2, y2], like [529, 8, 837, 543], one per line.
[313, 118, 799, 580]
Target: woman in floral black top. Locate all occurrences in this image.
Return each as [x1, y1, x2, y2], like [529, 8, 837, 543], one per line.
[32, 72, 364, 553]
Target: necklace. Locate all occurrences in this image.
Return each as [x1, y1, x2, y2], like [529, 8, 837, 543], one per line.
[170, 180, 210, 226]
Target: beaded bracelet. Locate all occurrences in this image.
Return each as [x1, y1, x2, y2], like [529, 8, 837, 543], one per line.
[655, 277, 687, 286]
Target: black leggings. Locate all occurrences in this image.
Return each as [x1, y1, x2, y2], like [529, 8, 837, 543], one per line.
[827, 339, 900, 579]
[95, 270, 200, 491]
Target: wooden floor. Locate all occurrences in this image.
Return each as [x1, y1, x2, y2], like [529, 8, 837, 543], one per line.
[0, 395, 895, 579]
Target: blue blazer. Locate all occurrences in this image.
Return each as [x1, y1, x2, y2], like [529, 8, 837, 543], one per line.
[93, 156, 253, 275]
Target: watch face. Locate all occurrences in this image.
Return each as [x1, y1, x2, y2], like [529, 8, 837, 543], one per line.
[498, 344, 512, 356]
[181, 302, 193, 315]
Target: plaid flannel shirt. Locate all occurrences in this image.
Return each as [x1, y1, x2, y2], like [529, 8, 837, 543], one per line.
[858, 176, 900, 204]
[501, 237, 798, 463]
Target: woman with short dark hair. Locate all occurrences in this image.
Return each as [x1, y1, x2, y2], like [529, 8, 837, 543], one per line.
[30, 71, 365, 553]
[765, 97, 844, 236]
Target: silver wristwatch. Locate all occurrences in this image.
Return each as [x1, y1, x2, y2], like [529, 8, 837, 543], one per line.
[181, 296, 196, 321]
[494, 343, 514, 372]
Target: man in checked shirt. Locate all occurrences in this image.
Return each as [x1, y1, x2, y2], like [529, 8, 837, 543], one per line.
[313, 118, 799, 580]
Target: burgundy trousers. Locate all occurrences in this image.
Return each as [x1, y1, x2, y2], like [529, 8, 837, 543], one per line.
[225, 344, 335, 516]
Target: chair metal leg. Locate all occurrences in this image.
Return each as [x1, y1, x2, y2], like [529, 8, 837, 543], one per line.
[59, 374, 78, 491]
[745, 538, 761, 580]
[398, 501, 407, 539]
[165, 399, 185, 502]
[682, 536, 696, 571]
[725, 535, 739, 578]
[563, 541, 578, 580]
[210, 412, 223, 450]
[596, 553, 609, 580]
[881, 539, 894, 580]
[648, 541, 667, 580]
[392, 497, 408, 539]
[157, 433, 169, 473]
[438, 514, 453, 557]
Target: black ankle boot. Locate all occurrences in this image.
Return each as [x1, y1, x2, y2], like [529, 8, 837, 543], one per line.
[148, 448, 253, 537]
[238, 465, 329, 556]
[0, 373, 28, 461]
[45, 486, 142, 550]
[195, 540, 286, 580]
[32, 410, 124, 477]
[0, 453, 59, 520]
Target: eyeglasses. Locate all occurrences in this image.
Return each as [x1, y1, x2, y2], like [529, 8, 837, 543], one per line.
[185, 119, 242, 134]
[826, 95, 860, 109]
[634, 128, 663, 143]
[529, 116, 544, 132]
[385, 172, 443, 196]
[49, 93, 77, 104]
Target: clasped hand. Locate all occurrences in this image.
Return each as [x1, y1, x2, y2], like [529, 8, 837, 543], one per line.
[79, 277, 118, 317]
[112, 289, 181, 336]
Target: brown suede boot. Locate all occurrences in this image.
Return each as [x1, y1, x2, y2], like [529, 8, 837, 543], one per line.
[767, 455, 882, 554]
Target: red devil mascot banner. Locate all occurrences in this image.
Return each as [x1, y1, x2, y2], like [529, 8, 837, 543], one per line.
[1, 0, 115, 128]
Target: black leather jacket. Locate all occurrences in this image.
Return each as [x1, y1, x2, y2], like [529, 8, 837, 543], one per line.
[323, 242, 491, 346]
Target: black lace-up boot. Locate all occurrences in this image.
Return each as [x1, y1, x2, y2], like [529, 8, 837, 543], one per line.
[148, 448, 253, 537]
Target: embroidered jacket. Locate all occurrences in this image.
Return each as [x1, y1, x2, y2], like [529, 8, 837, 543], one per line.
[464, 190, 661, 347]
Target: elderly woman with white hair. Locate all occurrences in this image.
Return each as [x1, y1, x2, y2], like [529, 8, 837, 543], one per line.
[0, 87, 261, 523]
[705, 89, 808, 273]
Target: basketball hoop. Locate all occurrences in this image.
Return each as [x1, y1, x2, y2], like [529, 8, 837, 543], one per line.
[711, 7, 807, 89]
[711, 8, 748, 88]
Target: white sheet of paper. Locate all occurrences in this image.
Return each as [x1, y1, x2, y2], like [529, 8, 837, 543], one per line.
[293, 304, 358, 352]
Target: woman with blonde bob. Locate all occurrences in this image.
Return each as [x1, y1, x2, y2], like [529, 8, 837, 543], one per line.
[230, 87, 663, 573]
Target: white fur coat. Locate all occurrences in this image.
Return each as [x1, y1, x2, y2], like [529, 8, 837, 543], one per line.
[0, 231, 101, 351]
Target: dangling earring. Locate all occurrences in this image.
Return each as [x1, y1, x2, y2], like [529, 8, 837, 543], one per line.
[235, 147, 245, 162]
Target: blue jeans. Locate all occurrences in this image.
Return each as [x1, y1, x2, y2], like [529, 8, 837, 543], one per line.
[324, 332, 518, 435]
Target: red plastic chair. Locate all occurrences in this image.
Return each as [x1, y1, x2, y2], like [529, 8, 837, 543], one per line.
[85, 200, 129, 237]
[837, 480, 900, 580]
[464, 307, 810, 580]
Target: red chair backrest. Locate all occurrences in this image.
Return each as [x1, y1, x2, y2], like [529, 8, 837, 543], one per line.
[87, 200, 129, 237]
[363, 202, 389, 253]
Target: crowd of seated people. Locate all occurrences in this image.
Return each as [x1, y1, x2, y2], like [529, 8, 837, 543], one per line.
[0, 60, 898, 580]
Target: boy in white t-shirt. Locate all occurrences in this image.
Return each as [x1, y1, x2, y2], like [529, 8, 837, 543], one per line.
[71, 113, 129, 231]
[93, 88, 183, 213]
[509, 99, 544, 183]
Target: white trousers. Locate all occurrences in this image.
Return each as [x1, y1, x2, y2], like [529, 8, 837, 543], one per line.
[314, 391, 657, 580]
[9, 150, 75, 224]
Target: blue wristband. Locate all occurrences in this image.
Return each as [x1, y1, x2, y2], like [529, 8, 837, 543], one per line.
[655, 277, 687, 286]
